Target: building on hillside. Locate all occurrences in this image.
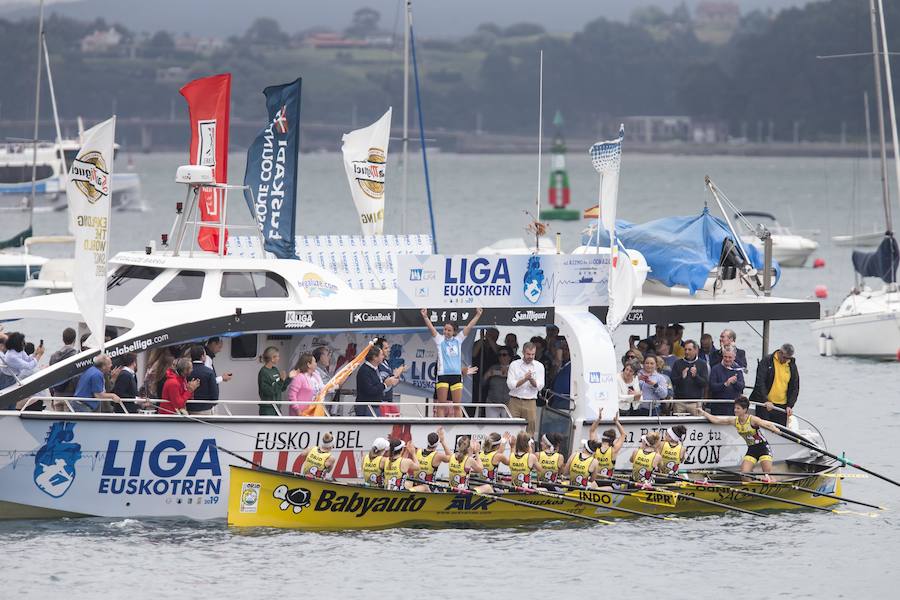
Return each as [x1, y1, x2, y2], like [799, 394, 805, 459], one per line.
[174, 34, 226, 56]
[694, 1, 740, 45]
[156, 66, 188, 84]
[304, 32, 369, 49]
[80, 27, 123, 54]
[620, 116, 728, 144]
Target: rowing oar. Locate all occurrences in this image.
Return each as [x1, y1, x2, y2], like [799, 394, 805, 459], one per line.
[704, 468, 885, 511]
[772, 424, 900, 490]
[469, 476, 675, 521]
[651, 473, 875, 516]
[594, 474, 768, 517]
[423, 478, 612, 525]
[679, 468, 867, 479]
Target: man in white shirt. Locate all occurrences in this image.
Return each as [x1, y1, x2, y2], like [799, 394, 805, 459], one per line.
[506, 342, 545, 437]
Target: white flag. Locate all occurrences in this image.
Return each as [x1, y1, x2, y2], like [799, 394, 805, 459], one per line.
[342, 108, 391, 234]
[67, 116, 115, 349]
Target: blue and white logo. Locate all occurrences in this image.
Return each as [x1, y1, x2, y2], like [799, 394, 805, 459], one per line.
[523, 256, 545, 304]
[33, 422, 82, 498]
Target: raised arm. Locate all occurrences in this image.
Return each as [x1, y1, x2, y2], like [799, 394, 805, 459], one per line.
[420, 308, 439, 337]
[461, 307, 484, 338]
[589, 408, 603, 440]
[697, 407, 732, 425]
[612, 413, 626, 453]
[751, 414, 780, 434]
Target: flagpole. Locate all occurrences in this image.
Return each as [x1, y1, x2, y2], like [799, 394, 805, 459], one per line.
[535, 50, 543, 253]
[42, 34, 66, 177]
[401, 0, 411, 234]
[29, 0, 46, 232]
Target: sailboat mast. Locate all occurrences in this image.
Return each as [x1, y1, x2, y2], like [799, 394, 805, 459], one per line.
[28, 0, 46, 231]
[401, 0, 411, 233]
[868, 0, 892, 232]
[43, 34, 66, 176]
[876, 0, 899, 230]
[535, 50, 543, 252]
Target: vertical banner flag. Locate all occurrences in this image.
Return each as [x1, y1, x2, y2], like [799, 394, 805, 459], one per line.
[341, 108, 392, 234]
[243, 78, 302, 259]
[180, 73, 231, 252]
[67, 116, 115, 348]
[590, 124, 636, 330]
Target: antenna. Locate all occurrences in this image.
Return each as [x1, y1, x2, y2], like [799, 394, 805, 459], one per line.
[535, 50, 544, 253]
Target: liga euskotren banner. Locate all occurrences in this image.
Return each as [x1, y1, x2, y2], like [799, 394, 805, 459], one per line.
[67, 116, 116, 347]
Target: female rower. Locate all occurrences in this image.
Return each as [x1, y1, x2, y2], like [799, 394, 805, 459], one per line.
[589, 409, 626, 484]
[506, 432, 537, 489]
[630, 432, 661, 487]
[448, 436, 484, 490]
[479, 431, 511, 487]
[565, 438, 598, 488]
[699, 395, 779, 481]
[300, 432, 336, 479]
[362, 437, 389, 487]
[536, 433, 565, 489]
[658, 425, 687, 479]
[383, 438, 420, 491]
[409, 427, 452, 492]
[420, 307, 484, 417]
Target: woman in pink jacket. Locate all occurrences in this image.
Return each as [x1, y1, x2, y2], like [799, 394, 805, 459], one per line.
[288, 353, 324, 416]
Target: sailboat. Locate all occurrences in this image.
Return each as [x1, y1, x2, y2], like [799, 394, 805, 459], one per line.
[810, 0, 900, 358]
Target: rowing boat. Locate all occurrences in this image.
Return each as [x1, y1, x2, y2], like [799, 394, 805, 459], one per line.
[226, 463, 842, 530]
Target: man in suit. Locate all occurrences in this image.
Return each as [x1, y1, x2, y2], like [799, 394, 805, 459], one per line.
[355, 346, 399, 417]
[188, 345, 219, 415]
[112, 352, 139, 414]
[707, 347, 745, 415]
[710, 329, 747, 371]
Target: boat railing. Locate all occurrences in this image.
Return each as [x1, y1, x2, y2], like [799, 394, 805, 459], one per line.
[24, 397, 515, 419]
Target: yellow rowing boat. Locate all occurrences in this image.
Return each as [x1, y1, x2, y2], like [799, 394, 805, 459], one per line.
[227, 463, 842, 530]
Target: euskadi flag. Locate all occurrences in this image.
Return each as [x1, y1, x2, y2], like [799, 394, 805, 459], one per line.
[180, 73, 231, 252]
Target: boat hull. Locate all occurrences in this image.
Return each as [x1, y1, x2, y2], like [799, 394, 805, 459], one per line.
[227, 464, 841, 530]
[811, 297, 900, 358]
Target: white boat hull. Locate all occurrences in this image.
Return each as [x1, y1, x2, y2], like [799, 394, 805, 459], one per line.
[743, 234, 818, 267]
[811, 288, 900, 358]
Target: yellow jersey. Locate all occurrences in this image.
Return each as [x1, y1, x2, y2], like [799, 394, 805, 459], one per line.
[569, 452, 594, 487]
[735, 416, 768, 446]
[509, 452, 532, 487]
[448, 453, 470, 488]
[767, 357, 791, 405]
[538, 450, 561, 483]
[414, 448, 436, 483]
[632, 449, 656, 483]
[659, 441, 682, 475]
[479, 450, 498, 481]
[383, 455, 406, 490]
[362, 453, 384, 487]
[302, 446, 331, 478]
[593, 445, 615, 479]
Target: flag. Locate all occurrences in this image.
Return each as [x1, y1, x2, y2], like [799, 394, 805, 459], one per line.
[180, 73, 231, 252]
[341, 108, 391, 234]
[244, 78, 302, 259]
[67, 117, 115, 349]
[590, 125, 636, 330]
[302, 339, 375, 416]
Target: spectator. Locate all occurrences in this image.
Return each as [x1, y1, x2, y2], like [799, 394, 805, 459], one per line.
[257, 346, 296, 416]
[642, 324, 667, 350]
[49, 327, 79, 397]
[654, 339, 677, 374]
[203, 337, 233, 388]
[530, 336, 553, 381]
[159, 358, 200, 415]
[750, 343, 799, 427]
[375, 337, 406, 417]
[636, 355, 668, 416]
[2, 332, 43, 381]
[711, 329, 747, 371]
[313, 346, 339, 415]
[506, 341, 545, 437]
[622, 348, 644, 367]
[655, 355, 674, 403]
[472, 327, 500, 406]
[73, 354, 120, 412]
[504, 333, 520, 360]
[708, 347, 745, 415]
[419, 307, 483, 418]
[698, 333, 716, 366]
[287, 352, 323, 416]
[482, 346, 512, 417]
[617, 359, 642, 416]
[671, 340, 709, 413]
[111, 353, 139, 414]
[188, 345, 219, 415]
[669, 324, 686, 358]
[0, 333, 15, 396]
[143, 348, 174, 398]
[355, 346, 398, 417]
[548, 342, 571, 410]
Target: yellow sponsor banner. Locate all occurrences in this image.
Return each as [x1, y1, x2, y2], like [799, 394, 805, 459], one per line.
[632, 489, 678, 507]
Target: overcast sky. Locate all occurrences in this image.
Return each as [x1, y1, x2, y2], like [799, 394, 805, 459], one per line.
[0, 0, 818, 36]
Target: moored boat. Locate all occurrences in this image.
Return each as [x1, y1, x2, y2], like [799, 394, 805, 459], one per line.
[226, 462, 842, 530]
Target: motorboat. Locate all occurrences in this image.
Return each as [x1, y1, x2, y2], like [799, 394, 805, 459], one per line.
[737, 211, 818, 268]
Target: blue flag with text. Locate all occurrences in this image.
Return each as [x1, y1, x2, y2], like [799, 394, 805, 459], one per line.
[243, 78, 302, 259]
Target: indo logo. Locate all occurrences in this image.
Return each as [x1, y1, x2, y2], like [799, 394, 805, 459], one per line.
[33, 422, 82, 498]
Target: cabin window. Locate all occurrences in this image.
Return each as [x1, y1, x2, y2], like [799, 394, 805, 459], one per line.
[106, 265, 162, 305]
[220, 271, 289, 298]
[230, 334, 258, 359]
[152, 270, 205, 302]
[0, 165, 53, 183]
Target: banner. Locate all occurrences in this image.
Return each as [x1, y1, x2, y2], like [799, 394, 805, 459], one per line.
[67, 117, 115, 348]
[180, 73, 231, 252]
[243, 78, 302, 259]
[342, 108, 392, 234]
[397, 254, 608, 308]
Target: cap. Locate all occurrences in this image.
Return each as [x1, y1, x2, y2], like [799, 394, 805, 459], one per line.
[372, 437, 389, 452]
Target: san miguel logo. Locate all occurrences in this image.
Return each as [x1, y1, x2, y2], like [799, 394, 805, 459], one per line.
[70, 150, 110, 203]
[351, 147, 386, 200]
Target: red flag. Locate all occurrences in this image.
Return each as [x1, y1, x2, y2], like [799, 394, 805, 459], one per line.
[180, 73, 231, 252]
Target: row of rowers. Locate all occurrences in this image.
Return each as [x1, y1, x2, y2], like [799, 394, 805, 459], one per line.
[295, 414, 689, 492]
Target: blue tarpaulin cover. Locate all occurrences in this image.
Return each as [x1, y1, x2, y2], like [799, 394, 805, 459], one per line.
[852, 234, 899, 284]
[582, 207, 780, 294]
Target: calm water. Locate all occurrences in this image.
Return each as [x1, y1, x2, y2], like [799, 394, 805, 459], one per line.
[1, 151, 898, 598]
